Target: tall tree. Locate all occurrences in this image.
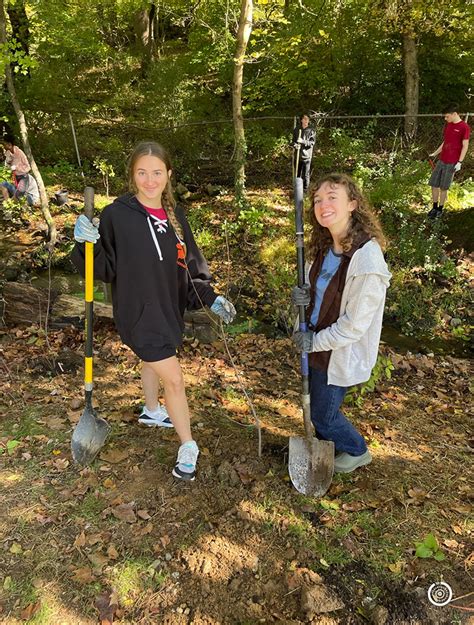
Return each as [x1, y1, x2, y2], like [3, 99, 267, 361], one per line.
[232, 0, 252, 203]
[0, 0, 56, 246]
[375, 0, 469, 138]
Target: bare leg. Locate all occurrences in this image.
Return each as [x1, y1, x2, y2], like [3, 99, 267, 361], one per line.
[141, 357, 192, 444]
[439, 189, 448, 205]
[141, 364, 160, 412]
[431, 187, 440, 203]
[1, 186, 9, 202]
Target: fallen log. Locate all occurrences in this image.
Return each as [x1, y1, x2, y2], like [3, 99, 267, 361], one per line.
[1, 281, 219, 342]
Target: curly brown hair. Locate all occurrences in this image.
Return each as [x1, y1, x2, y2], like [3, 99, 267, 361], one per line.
[307, 173, 386, 259]
[127, 142, 186, 251]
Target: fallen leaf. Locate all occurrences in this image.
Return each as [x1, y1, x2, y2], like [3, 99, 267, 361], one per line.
[20, 601, 41, 620]
[9, 542, 22, 554]
[137, 509, 151, 520]
[102, 478, 116, 489]
[443, 539, 459, 549]
[95, 590, 119, 624]
[99, 449, 129, 464]
[73, 532, 86, 549]
[71, 567, 94, 583]
[452, 525, 463, 535]
[107, 545, 119, 560]
[88, 551, 109, 572]
[112, 503, 136, 523]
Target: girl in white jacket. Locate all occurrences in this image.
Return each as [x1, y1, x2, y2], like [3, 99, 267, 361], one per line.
[292, 173, 391, 473]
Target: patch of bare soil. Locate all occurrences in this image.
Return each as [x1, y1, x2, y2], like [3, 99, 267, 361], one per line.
[0, 324, 472, 624]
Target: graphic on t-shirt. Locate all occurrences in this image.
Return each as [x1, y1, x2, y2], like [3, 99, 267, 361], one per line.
[176, 242, 187, 269]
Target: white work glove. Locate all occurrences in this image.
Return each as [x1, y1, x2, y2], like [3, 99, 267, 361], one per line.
[74, 215, 100, 243]
[210, 295, 236, 324]
[454, 161, 462, 173]
[297, 137, 304, 144]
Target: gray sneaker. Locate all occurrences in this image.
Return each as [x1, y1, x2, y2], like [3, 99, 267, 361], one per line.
[172, 441, 199, 481]
[334, 450, 372, 473]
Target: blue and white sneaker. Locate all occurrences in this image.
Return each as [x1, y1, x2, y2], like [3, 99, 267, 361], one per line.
[172, 441, 199, 481]
[138, 405, 173, 428]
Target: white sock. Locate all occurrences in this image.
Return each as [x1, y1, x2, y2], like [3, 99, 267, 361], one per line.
[144, 405, 164, 417]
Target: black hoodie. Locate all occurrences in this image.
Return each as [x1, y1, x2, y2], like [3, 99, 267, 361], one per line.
[71, 193, 217, 350]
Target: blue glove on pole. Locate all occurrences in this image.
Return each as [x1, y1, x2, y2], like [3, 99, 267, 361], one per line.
[210, 295, 236, 324]
[74, 215, 100, 243]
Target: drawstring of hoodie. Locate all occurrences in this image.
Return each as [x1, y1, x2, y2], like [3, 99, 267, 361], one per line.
[147, 215, 163, 260]
[146, 213, 186, 263]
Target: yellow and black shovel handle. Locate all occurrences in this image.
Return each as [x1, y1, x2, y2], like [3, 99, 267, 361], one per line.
[83, 186, 95, 407]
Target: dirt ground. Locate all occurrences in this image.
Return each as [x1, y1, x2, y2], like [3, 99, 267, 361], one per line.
[0, 319, 472, 624]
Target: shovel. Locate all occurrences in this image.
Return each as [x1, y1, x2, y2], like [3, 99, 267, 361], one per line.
[71, 186, 110, 465]
[288, 177, 334, 496]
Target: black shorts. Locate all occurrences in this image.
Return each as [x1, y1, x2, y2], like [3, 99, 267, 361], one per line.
[128, 343, 176, 363]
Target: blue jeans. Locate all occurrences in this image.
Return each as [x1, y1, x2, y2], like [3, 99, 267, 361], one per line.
[309, 367, 367, 456]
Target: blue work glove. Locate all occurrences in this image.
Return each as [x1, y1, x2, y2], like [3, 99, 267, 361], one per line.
[210, 295, 236, 324]
[293, 330, 315, 353]
[74, 215, 100, 243]
[291, 284, 311, 306]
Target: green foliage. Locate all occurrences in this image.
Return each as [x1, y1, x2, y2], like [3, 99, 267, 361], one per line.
[345, 354, 394, 407]
[226, 199, 268, 237]
[194, 227, 220, 259]
[93, 157, 115, 196]
[414, 533, 445, 561]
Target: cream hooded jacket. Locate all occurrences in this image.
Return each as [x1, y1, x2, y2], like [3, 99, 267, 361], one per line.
[306, 239, 391, 387]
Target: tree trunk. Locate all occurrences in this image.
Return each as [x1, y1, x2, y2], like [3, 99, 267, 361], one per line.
[232, 0, 253, 204]
[402, 32, 419, 141]
[6, 0, 29, 57]
[0, 0, 56, 246]
[135, 3, 156, 77]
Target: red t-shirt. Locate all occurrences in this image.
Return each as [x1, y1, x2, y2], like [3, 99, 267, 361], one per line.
[142, 205, 167, 220]
[440, 120, 470, 164]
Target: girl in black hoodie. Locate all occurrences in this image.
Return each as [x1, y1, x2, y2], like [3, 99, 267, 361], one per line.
[72, 142, 236, 480]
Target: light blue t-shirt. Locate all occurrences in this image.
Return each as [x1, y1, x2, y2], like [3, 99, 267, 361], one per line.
[310, 248, 342, 327]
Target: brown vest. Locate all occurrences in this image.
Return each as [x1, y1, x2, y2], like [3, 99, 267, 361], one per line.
[306, 235, 370, 371]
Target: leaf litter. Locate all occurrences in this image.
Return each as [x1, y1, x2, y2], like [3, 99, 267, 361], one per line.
[0, 322, 472, 623]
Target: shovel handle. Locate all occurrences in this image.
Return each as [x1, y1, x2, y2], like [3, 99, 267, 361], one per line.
[84, 186, 95, 221]
[84, 187, 95, 394]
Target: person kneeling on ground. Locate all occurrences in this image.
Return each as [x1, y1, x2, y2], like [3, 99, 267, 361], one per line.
[292, 173, 391, 474]
[72, 141, 236, 481]
[1, 134, 39, 206]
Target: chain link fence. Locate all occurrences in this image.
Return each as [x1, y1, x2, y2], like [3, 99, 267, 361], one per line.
[21, 110, 473, 191]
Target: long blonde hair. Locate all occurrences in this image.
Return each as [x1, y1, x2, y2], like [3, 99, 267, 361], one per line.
[127, 141, 186, 248]
[307, 173, 386, 258]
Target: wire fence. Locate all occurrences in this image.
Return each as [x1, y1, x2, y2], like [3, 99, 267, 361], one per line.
[21, 110, 473, 190]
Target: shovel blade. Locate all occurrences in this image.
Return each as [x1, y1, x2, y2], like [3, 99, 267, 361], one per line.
[71, 407, 110, 466]
[288, 436, 334, 496]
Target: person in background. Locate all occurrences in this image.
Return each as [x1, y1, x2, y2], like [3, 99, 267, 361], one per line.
[1, 134, 39, 206]
[72, 141, 236, 481]
[292, 113, 316, 192]
[292, 173, 391, 473]
[427, 104, 470, 219]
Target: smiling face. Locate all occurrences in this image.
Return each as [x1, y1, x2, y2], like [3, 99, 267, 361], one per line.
[313, 181, 357, 241]
[133, 154, 171, 207]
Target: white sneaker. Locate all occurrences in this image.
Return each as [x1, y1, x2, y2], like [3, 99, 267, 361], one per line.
[172, 441, 199, 481]
[138, 405, 173, 428]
